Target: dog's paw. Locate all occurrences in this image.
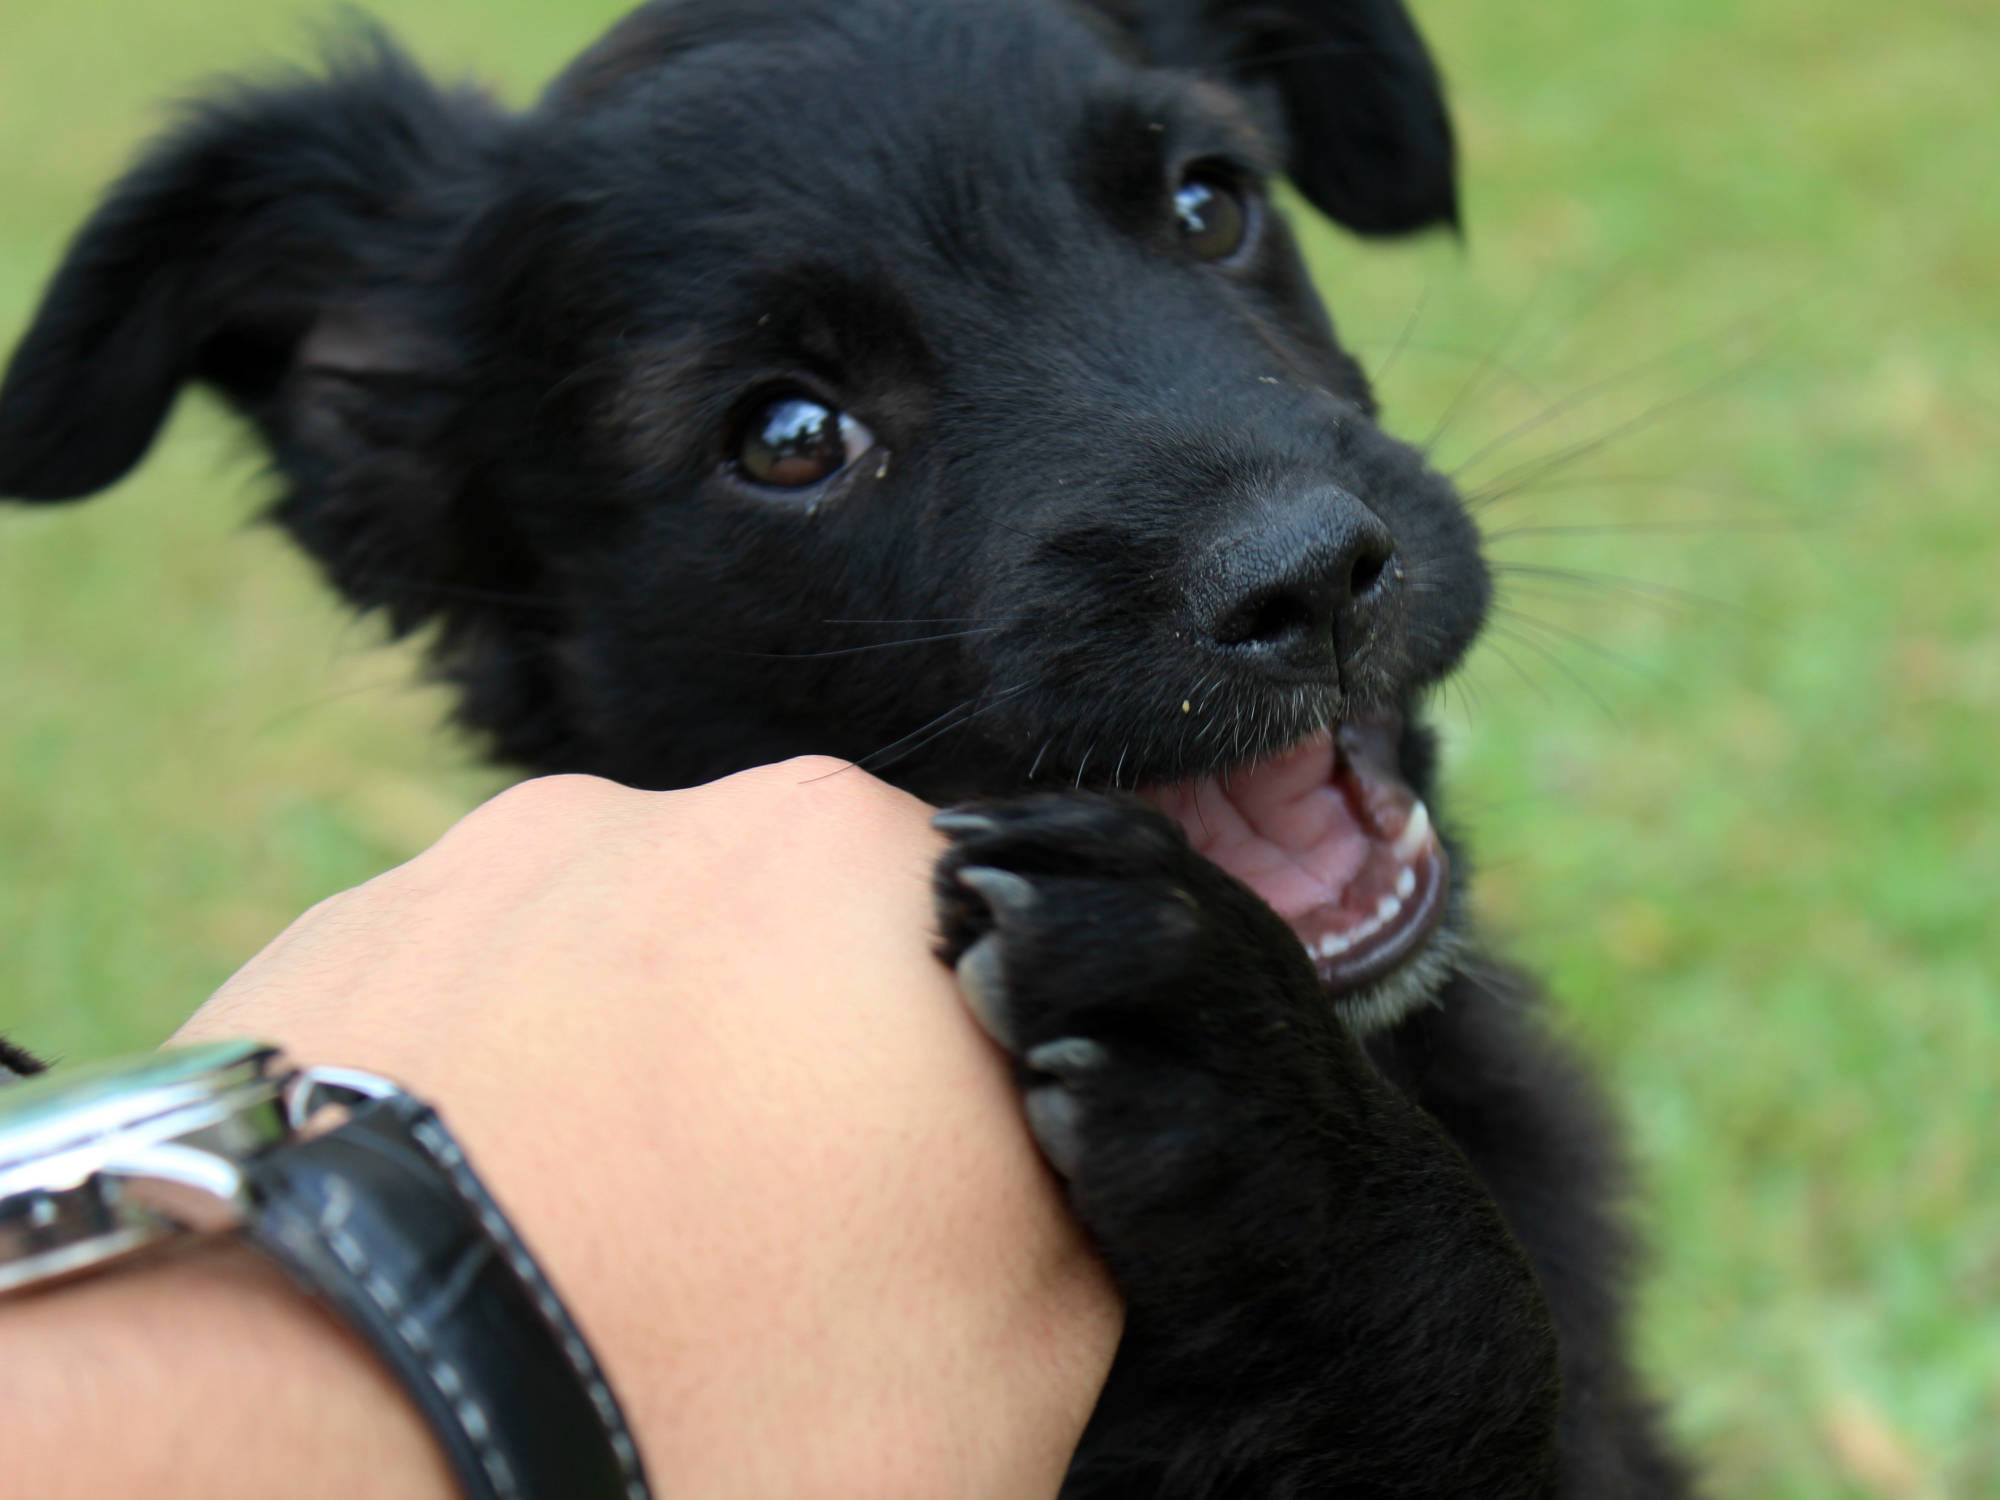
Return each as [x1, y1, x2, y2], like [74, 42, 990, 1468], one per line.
[932, 793, 1323, 1195]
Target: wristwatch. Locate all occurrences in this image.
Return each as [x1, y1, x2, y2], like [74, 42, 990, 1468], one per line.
[0, 1040, 652, 1500]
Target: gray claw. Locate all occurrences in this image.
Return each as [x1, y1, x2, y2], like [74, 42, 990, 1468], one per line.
[1024, 1037, 1108, 1080]
[953, 933, 1015, 1048]
[1025, 1084, 1086, 1181]
[955, 864, 1039, 923]
[931, 809, 1002, 837]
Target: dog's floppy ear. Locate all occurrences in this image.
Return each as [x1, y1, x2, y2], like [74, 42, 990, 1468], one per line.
[1098, 0, 1458, 235]
[0, 32, 502, 503]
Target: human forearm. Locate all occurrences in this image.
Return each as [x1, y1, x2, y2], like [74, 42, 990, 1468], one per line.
[1, 1243, 454, 1500]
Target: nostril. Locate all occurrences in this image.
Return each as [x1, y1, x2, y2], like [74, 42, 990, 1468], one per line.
[1198, 489, 1395, 662]
[1349, 545, 1392, 600]
[1213, 587, 1319, 649]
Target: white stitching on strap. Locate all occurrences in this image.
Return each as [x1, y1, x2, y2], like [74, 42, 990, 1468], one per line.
[409, 1115, 652, 1500]
[317, 1176, 523, 1500]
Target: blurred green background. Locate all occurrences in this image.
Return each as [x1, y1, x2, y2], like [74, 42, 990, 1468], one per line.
[2, 0, 1994, 1493]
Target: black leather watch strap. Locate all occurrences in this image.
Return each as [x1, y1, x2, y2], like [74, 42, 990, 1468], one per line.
[241, 1092, 652, 1500]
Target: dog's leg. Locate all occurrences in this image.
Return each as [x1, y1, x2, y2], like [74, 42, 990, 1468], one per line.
[1369, 983, 1693, 1499]
[935, 794, 1561, 1499]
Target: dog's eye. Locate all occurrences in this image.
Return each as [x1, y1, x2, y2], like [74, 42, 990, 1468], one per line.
[1174, 171, 1250, 262]
[735, 395, 875, 488]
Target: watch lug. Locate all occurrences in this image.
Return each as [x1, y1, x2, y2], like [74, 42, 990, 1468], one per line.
[285, 1065, 404, 1136]
[104, 1143, 248, 1236]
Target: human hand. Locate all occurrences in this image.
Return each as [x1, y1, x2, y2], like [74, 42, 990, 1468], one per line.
[172, 761, 1120, 1499]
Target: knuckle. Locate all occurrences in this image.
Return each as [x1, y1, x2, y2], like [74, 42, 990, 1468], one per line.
[478, 772, 631, 823]
[442, 773, 643, 854]
[723, 755, 904, 818]
[734, 753, 860, 789]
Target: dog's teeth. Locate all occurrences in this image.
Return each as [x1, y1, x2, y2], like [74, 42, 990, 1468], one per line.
[956, 864, 1039, 922]
[1313, 891, 1414, 962]
[1392, 800, 1433, 862]
[1396, 866, 1417, 901]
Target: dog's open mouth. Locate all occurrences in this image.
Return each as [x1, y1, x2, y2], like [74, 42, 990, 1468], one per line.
[1139, 712, 1448, 993]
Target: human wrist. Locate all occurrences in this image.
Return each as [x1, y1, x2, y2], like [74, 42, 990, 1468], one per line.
[0, 1240, 455, 1500]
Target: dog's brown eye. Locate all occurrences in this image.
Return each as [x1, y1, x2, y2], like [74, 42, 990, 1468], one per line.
[1175, 172, 1249, 262]
[736, 395, 874, 488]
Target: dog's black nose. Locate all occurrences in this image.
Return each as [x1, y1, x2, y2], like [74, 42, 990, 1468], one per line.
[1194, 487, 1395, 677]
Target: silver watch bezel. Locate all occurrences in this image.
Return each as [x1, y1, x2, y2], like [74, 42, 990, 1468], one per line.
[0, 1041, 364, 1295]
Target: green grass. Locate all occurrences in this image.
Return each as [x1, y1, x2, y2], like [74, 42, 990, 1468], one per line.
[3, 1, 1995, 1493]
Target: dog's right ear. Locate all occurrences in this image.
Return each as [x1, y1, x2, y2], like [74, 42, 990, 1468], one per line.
[0, 33, 503, 503]
[1094, 0, 1459, 236]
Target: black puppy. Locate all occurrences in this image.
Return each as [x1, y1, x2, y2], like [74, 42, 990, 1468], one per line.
[0, 1, 1690, 1493]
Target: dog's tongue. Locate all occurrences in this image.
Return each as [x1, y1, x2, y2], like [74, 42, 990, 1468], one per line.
[1139, 716, 1448, 992]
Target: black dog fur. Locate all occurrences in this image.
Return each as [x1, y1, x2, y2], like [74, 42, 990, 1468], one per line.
[0, 2, 1690, 1494]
